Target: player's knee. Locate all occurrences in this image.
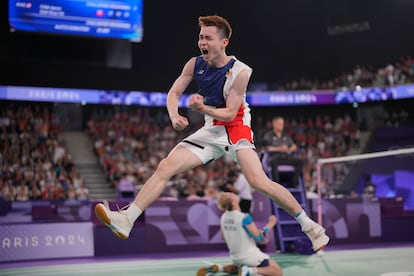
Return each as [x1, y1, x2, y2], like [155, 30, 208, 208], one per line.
[276, 266, 283, 276]
[156, 158, 175, 177]
[269, 258, 283, 276]
[245, 173, 264, 189]
[248, 177, 272, 194]
[272, 263, 283, 276]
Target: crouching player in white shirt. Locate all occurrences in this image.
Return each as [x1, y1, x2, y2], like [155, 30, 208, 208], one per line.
[197, 192, 282, 276]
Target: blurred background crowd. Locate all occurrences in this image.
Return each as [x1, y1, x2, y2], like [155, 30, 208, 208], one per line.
[1, 53, 413, 202]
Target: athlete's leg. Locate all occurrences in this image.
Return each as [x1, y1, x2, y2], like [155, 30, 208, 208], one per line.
[237, 148, 329, 251]
[133, 145, 203, 210]
[95, 145, 203, 239]
[237, 148, 302, 216]
[256, 259, 282, 276]
[223, 264, 238, 274]
[238, 256, 282, 276]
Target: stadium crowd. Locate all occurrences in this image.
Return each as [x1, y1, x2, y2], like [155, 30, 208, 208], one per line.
[0, 104, 89, 201]
[256, 55, 414, 92]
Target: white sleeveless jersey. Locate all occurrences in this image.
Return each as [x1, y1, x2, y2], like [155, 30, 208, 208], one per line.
[221, 210, 269, 266]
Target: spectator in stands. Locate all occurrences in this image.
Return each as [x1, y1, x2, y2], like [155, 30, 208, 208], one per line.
[53, 142, 66, 164]
[29, 181, 42, 200]
[218, 170, 239, 193]
[76, 182, 89, 200]
[52, 182, 66, 200]
[70, 170, 84, 190]
[263, 116, 304, 188]
[363, 179, 376, 198]
[41, 181, 51, 200]
[66, 184, 77, 200]
[2, 180, 15, 201]
[15, 182, 29, 201]
[26, 177, 42, 200]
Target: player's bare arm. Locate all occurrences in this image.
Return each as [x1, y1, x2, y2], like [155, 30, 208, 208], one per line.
[188, 68, 250, 122]
[167, 57, 196, 130]
[266, 215, 277, 229]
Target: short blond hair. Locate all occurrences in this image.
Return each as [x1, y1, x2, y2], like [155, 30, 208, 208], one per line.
[217, 192, 233, 211]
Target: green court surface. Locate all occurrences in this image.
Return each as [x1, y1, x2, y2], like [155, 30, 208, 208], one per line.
[1, 246, 414, 276]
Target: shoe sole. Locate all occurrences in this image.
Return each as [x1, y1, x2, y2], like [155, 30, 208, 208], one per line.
[196, 268, 208, 276]
[95, 204, 128, 239]
[196, 265, 219, 276]
[313, 234, 330, 252]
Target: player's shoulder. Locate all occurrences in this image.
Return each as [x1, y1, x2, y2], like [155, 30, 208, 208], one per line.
[233, 57, 249, 66]
[187, 56, 199, 64]
[182, 56, 199, 73]
[231, 56, 253, 75]
[242, 213, 253, 225]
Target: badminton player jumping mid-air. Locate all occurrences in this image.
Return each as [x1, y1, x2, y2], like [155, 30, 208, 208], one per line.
[95, 14, 329, 254]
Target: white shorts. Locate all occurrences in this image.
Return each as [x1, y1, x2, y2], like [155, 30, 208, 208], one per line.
[178, 125, 255, 164]
[231, 250, 270, 267]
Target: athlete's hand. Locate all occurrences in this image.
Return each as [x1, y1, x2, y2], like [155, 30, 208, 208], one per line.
[170, 114, 189, 131]
[268, 215, 277, 228]
[188, 94, 205, 113]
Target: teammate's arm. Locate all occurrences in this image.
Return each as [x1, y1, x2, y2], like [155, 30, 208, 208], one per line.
[243, 214, 277, 242]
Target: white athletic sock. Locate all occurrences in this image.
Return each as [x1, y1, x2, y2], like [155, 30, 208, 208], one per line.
[249, 267, 258, 275]
[126, 203, 142, 224]
[295, 210, 312, 228]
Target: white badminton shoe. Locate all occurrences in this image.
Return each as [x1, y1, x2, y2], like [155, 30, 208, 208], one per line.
[95, 200, 133, 239]
[302, 220, 330, 252]
[238, 265, 250, 276]
[196, 264, 219, 276]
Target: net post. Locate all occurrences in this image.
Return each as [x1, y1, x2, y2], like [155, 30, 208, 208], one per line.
[317, 161, 322, 225]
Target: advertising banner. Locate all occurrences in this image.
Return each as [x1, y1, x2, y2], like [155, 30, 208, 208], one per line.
[0, 222, 94, 262]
